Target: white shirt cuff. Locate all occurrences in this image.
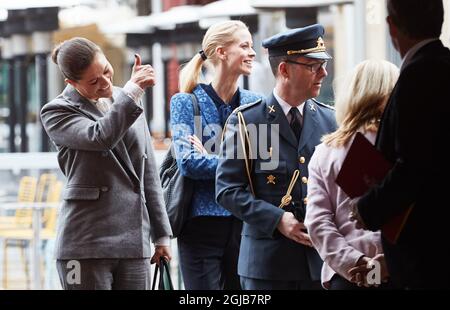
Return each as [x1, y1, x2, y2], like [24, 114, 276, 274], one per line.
[154, 236, 170, 247]
[123, 81, 145, 103]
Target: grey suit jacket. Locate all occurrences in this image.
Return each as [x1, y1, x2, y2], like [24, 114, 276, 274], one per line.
[41, 84, 172, 259]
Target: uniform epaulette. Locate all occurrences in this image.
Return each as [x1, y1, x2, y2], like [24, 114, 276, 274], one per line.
[312, 98, 335, 110]
[232, 98, 263, 114]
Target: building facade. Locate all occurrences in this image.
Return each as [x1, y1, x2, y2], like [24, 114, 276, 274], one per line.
[1, 0, 449, 152]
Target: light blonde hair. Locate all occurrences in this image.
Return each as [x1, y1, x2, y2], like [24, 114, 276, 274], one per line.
[179, 20, 249, 93]
[323, 59, 399, 147]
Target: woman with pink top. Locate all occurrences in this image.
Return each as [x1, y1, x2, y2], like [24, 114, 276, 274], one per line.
[304, 59, 399, 290]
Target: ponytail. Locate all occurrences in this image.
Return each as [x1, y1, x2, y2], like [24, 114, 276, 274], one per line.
[179, 53, 204, 93]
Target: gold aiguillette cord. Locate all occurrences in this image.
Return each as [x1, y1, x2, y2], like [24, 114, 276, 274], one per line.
[279, 170, 300, 209]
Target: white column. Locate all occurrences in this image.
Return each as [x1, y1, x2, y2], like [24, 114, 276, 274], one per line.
[150, 0, 165, 136]
[152, 0, 162, 13]
[151, 42, 165, 135]
[31, 31, 52, 54]
[11, 34, 29, 56]
[442, 0, 450, 48]
[31, 31, 53, 153]
[1, 37, 14, 59]
[365, 0, 387, 60]
[48, 57, 64, 100]
[353, 0, 366, 62]
[332, 3, 357, 92]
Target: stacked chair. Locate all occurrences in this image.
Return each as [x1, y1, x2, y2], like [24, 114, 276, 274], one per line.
[0, 173, 62, 289]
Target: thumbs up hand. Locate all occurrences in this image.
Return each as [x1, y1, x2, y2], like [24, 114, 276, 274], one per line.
[133, 53, 142, 68]
[130, 54, 156, 89]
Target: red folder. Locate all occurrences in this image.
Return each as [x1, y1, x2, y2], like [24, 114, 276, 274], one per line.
[336, 132, 413, 244]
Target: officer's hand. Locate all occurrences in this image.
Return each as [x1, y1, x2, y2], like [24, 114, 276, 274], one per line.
[151, 245, 172, 265]
[130, 54, 156, 89]
[277, 212, 313, 247]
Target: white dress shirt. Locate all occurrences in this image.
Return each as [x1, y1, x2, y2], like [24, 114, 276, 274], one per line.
[90, 81, 145, 112]
[273, 90, 304, 123]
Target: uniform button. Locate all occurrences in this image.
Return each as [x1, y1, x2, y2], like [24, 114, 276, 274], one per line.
[303, 197, 308, 205]
[101, 151, 109, 157]
[100, 186, 109, 192]
[299, 156, 305, 164]
[302, 177, 308, 184]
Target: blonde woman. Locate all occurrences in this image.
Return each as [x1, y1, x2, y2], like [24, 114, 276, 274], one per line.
[169, 20, 262, 290]
[304, 60, 399, 289]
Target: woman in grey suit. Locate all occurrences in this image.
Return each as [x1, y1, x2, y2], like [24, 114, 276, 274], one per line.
[41, 37, 172, 290]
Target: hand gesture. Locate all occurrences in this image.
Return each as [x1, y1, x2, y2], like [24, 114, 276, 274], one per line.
[277, 212, 313, 247]
[130, 54, 156, 89]
[151, 245, 172, 266]
[348, 254, 389, 287]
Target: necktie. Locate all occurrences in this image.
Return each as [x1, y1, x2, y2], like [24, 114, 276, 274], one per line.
[289, 107, 302, 141]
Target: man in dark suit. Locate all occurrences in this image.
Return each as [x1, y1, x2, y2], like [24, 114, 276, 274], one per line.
[351, 0, 450, 289]
[216, 25, 337, 290]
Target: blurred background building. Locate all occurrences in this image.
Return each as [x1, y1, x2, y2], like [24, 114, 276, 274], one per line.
[1, 0, 449, 152]
[0, 0, 449, 289]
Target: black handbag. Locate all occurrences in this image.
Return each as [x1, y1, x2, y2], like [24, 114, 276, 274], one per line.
[159, 94, 201, 238]
[152, 257, 174, 290]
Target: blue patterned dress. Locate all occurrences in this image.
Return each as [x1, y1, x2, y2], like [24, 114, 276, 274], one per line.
[170, 84, 262, 218]
[169, 83, 262, 289]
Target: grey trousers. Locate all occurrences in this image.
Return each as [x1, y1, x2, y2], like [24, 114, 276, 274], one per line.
[56, 258, 151, 290]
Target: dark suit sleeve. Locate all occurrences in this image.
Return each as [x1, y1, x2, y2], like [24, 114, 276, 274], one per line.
[357, 62, 434, 230]
[216, 113, 284, 238]
[41, 90, 142, 151]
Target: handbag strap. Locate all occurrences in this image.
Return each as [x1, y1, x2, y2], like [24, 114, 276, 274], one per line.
[151, 257, 174, 290]
[161, 257, 174, 290]
[158, 261, 165, 289]
[189, 93, 201, 139]
[151, 263, 159, 290]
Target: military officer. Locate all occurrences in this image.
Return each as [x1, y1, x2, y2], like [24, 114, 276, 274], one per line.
[216, 24, 337, 290]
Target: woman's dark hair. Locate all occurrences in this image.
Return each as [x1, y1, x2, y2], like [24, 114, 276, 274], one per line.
[51, 37, 102, 81]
